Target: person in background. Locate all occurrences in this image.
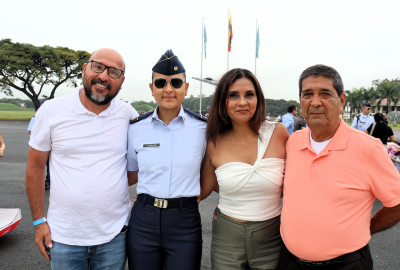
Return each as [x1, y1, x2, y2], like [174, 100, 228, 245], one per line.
[200, 68, 288, 270]
[0, 131, 5, 157]
[281, 104, 297, 135]
[28, 99, 51, 189]
[387, 141, 400, 173]
[351, 102, 374, 132]
[293, 109, 306, 132]
[364, 112, 395, 147]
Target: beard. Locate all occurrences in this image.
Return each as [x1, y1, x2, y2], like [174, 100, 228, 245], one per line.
[83, 75, 120, 106]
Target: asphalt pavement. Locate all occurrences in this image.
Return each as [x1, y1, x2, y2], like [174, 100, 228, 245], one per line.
[0, 121, 400, 270]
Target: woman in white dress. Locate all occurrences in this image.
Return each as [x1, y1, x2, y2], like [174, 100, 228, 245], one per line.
[200, 68, 289, 270]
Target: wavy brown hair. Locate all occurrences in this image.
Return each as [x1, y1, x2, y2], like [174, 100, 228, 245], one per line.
[207, 68, 266, 145]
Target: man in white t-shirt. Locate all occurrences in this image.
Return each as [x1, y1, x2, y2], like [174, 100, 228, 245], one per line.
[26, 48, 138, 269]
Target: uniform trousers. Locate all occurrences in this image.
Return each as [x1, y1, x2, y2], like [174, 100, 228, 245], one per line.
[127, 195, 202, 270]
[277, 242, 373, 270]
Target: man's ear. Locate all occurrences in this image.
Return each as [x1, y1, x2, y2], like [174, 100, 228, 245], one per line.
[185, 82, 189, 96]
[339, 92, 346, 113]
[119, 76, 125, 90]
[149, 83, 154, 97]
[82, 63, 87, 78]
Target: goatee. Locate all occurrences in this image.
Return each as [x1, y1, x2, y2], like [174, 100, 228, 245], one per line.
[83, 77, 120, 106]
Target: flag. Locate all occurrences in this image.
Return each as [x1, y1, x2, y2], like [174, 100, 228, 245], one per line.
[256, 26, 260, 59]
[204, 24, 207, 59]
[228, 14, 233, 52]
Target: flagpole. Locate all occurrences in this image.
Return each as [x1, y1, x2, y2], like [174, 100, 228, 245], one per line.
[227, 9, 230, 71]
[255, 19, 258, 77]
[200, 18, 204, 116]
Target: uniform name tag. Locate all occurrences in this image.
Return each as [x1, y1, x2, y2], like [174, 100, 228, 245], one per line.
[143, 143, 160, 148]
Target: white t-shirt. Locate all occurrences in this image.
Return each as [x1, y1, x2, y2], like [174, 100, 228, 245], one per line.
[310, 133, 332, 154]
[29, 87, 138, 246]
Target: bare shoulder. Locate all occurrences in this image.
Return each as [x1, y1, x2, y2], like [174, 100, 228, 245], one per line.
[272, 122, 289, 140]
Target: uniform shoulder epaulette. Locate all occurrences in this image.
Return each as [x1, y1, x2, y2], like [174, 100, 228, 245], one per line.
[356, 114, 361, 117]
[184, 108, 208, 122]
[129, 111, 154, 124]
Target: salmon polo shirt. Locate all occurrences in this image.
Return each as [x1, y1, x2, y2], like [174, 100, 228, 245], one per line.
[281, 118, 400, 261]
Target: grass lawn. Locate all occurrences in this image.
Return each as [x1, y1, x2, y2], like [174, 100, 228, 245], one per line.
[0, 110, 35, 120]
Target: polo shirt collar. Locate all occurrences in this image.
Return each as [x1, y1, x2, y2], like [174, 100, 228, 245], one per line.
[72, 86, 119, 115]
[152, 105, 186, 123]
[298, 118, 349, 152]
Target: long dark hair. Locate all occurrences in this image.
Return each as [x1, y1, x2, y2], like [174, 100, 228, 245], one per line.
[372, 112, 387, 135]
[206, 68, 266, 145]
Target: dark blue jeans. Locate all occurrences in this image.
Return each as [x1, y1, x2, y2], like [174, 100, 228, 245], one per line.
[50, 229, 127, 270]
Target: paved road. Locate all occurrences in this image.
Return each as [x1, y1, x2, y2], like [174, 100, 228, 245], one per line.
[0, 121, 399, 269]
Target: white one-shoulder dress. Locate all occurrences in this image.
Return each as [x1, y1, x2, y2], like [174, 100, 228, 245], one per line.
[211, 121, 285, 270]
[216, 121, 284, 221]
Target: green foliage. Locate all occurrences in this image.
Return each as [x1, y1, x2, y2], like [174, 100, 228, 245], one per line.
[376, 79, 400, 114]
[0, 103, 35, 111]
[265, 99, 300, 116]
[133, 104, 155, 114]
[0, 39, 90, 111]
[130, 95, 299, 116]
[0, 97, 35, 108]
[388, 111, 400, 123]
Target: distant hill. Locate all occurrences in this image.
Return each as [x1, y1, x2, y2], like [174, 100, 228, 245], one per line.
[0, 103, 35, 111]
[133, 104, 155, 114]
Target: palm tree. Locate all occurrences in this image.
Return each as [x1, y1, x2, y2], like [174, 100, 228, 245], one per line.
[376, 80, 400, 114]
[345, 88, 362, 121]
[359, 86, 377, 104]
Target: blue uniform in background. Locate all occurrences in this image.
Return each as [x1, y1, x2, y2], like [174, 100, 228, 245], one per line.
[127, 106, 207, 270]
[351, 114, 374, 132]
[281, 112, 295, 135]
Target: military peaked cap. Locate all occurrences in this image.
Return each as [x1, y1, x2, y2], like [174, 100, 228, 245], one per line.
[152, 49, 185, 75]
[361, 101, 371, 107]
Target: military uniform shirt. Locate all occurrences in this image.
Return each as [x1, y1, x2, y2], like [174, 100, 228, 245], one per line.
[351, 114, 374, 132]
[127, 106, 207, 198]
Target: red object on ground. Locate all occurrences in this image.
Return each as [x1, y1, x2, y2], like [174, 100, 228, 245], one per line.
[0, 208, 22, 237]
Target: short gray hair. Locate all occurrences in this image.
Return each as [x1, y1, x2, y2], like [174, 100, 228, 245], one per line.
[299, 64, 343, 97]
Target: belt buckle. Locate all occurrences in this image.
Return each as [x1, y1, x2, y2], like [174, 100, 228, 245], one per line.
[154, 198, 168, 209]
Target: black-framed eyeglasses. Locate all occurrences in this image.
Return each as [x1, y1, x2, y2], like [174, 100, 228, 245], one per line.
[153, 78, 185, 89]
[88, 60, 124, 79]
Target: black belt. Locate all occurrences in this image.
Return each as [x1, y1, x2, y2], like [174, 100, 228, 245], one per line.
[292, 244, 368, 269]
[137, 194, 198, 209]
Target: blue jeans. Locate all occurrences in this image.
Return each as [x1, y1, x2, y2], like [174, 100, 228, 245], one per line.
[50, 228, 127, 270]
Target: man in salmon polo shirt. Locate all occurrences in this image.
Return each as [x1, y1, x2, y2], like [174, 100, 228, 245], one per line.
[278, 64, 400, 270]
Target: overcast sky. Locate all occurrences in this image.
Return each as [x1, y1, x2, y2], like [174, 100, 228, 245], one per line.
[1, 0, 399, 105]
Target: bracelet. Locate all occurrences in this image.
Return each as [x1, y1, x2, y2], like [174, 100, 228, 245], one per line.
[33, 217, 47, 226]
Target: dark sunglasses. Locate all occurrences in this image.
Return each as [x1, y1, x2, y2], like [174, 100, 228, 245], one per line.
[153, 78, 185, 89]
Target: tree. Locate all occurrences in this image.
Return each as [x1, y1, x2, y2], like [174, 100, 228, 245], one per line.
[388, 111, 400, 126]
[375, 79, 400, 114]
[345, 88, 362, 120]
[0, 39, 90, 111]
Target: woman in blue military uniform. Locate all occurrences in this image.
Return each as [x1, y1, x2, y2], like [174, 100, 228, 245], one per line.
[126, 49, 207, 270]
